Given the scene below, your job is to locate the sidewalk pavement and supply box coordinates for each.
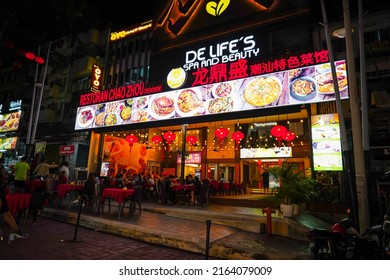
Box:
[7,201,332,260]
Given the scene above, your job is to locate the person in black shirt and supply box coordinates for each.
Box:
[262,169,270,194]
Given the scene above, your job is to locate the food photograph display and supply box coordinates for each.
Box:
[75,60,348,130]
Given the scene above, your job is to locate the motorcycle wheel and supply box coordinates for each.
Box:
[313,245,332,260]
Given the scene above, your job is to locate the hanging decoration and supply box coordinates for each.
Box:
[270,125,288,137]
[152,135,162,149]
[256,159,262,172]
[283,131,296,146]
[270,125,288,146]
[214,127,229,149]
[232,131,244,150]
[125,134,138,152]
[215,127,229,139]
[186,135,197,151]
[163,131,176,151]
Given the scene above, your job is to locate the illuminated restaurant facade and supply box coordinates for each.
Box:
[73,1,351,195]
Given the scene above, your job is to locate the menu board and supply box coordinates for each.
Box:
[311,113,343,171]
[0,137,18,150]
[75,60,348,130]
[0,111,21,132]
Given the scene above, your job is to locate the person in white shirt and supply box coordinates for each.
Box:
[59,161,70,178]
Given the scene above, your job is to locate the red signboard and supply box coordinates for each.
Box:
[59,145,75,155]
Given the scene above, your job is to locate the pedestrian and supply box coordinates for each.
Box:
[262,169,270,194]
[0,187,29,243]
[12,156,30,193]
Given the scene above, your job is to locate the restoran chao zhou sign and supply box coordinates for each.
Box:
[74,57,348,131]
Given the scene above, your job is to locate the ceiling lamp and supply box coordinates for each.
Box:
[232,131,245,150]
[125,134,138,152]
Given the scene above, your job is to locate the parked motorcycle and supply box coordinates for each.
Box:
[306,217,383,260]
[383,207,390,259]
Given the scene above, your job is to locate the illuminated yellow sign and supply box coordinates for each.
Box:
[206,0,230,16]
[110,21,153,42]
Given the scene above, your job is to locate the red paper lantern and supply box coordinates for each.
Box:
[232,131,245,150]
[186,135,197,151]
[25,52,36,60]
[283,131,296,142]
[214,127,229,139]
[163,131,176,151]
[163,131,176,142]
[125,134,138,152]
[232,131,244,141]
[152,135,162,144]
[271,125,288,147]
[186,135,197,145]
[35,56,45,64]
[270,125,288,138]
[126,134,138,144]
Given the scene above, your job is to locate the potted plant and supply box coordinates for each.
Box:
[269,163,317,216]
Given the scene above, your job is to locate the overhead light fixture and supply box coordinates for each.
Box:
[332,27,354,39]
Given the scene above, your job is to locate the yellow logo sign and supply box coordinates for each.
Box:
[206,0,230,16]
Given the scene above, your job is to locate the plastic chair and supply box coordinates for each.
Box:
[120,187,142,216]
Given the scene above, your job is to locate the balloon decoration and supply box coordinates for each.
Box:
[186,135,198,151]
[232,131,245,150]
[125,134,138,152]
[163,131,176,151]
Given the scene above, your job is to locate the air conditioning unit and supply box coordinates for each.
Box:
[74,167,88,182]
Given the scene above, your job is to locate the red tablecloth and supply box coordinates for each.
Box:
[57,184,84,198]
[101,188,134,205]
[171,184,195,192]
[221,182,230,190]
[210,181,220,190]
[6,193,31,217]
[26,180,46,193]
